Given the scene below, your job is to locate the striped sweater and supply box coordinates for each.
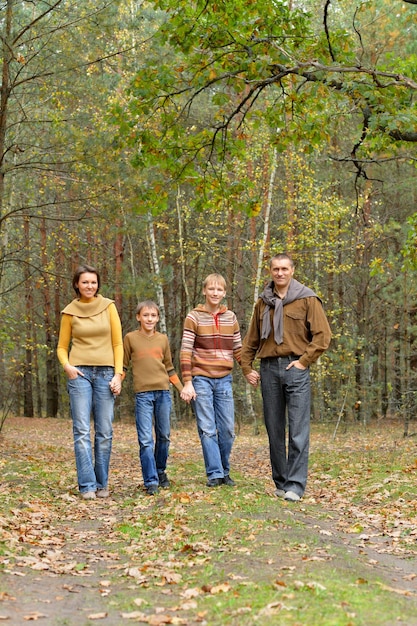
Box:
[180,304,242,382]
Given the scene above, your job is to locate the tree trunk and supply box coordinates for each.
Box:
[23,216,34,417]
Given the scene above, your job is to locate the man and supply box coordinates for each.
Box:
[241,253,331,501]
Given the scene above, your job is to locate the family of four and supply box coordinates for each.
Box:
[57,254,331,502]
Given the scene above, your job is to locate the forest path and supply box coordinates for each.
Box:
[1,417,416,625]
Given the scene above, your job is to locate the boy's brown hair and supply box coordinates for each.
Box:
[136,299,159,315]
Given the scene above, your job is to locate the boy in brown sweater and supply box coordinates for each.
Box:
[123,300,183,495]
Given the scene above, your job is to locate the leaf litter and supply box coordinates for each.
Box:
[1,417,417,624]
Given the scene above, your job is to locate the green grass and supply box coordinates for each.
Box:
[2,422,417,625]
[110,467,417,625]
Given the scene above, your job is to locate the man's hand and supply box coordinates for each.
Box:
[286,360,307,371]
[245,370,260,387]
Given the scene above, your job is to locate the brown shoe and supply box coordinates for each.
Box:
[96,489,109,498]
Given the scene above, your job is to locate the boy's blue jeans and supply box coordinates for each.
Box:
[135,390,171,487]
[67,366,115,494]
[192,374,235,480]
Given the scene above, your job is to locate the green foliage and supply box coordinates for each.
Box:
[401,213,417,270]
[115,0,417,205]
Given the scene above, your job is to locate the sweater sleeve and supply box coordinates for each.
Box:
[241,302,262,374]
[163,335,184,392]
[57,314,72,367]
[122,333,131,371]
[109,303,124,375]
[180,312,197,383]
[232,313,242,365]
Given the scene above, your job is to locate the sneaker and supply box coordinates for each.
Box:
[146,484,159,496]
[284,490,301,502]
[96,489,109,498]
[158,472,170,488]
[206,478,223,487]
[81,491,96,500]
[274,489,286,498]
[222,475,235,487]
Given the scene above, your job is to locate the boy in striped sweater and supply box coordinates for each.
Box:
[180,274,242,487]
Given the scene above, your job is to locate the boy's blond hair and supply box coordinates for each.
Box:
[136,299,159,315]
[203,273,227,290]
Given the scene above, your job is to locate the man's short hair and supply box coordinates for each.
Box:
[270,253,294,268]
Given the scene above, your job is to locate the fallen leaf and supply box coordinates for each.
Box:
[121,611,147,620]
[180,587,200,599]
[209,582,231,594]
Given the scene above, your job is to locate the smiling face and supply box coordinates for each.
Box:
[76,272,99,302]
[203,281,226,312]
[270,257,294,296]
[136,306,159,335]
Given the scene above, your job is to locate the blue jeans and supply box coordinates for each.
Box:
[135,390,171,487]
[260,357,311,497]
[67,366,115,494]
[192,375,235,480]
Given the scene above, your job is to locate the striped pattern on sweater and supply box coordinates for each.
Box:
[180,305,242,382]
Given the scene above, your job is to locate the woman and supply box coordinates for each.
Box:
[57,265,123,500]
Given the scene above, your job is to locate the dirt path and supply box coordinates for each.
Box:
[2,502,417,625]
[1,418,417,625]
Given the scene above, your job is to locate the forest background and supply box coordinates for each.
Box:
[1,0,417,432]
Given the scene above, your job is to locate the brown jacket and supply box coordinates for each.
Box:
[241,296,331,373]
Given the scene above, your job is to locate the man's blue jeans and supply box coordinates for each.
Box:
[135,390,171,487]
[260,357,311,497]
[192,375,235,480]
[67,366,115,494]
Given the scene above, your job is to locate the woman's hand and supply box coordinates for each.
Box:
[63,364,84,380]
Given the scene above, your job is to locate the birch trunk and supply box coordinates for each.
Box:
[146,211,179,425]
[246,146,278,434]
[147,212,167,333]
[176,187,190,312]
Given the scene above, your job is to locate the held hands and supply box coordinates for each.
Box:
[245,370,260,387]
[109,373,122,396]
[181,381,197,404]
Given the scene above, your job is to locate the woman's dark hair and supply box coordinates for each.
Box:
[72,265,100,297]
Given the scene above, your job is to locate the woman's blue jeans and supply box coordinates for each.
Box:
[260,357,311,497]
[192,375,235,480]
[135,390,171,487]
[67,366,115,494]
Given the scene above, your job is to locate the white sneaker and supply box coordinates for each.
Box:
[284,490,301,502]
[96,489,109,498]
[274,489,286,498]
[81,491,96,500]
